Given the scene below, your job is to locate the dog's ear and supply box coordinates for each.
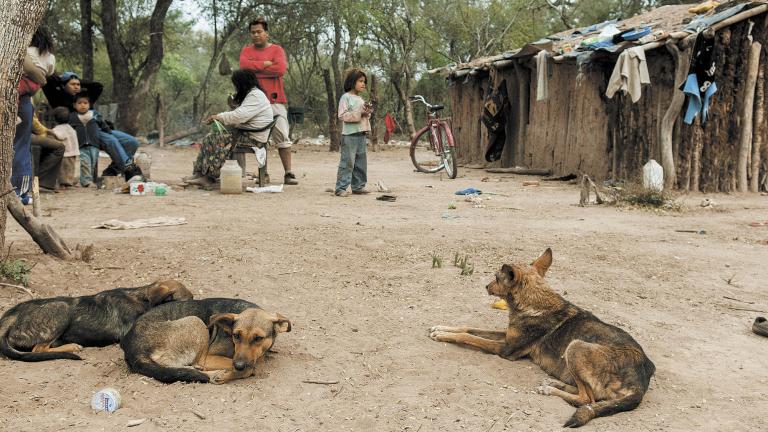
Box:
[270,313,292,333]
[209,313,237,334]
[147,280,190,306]
[531,248,553,277]
[501,264,515,281]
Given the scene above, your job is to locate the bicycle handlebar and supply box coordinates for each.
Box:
[409,95,431,108]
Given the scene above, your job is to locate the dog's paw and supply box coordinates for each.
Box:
[205,370,228,385]
[539,378,566,390]
[71,344,84,353]
[536,385,553,396]
[563,406,594,428]
[429,331,454,342]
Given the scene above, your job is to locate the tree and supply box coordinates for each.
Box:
[0,0,49,249]
[100,0,174,135]
[80,0,95,81]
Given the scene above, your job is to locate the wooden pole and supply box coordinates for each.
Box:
[31,177,41,218]
[751,59,764,193]
[738,41,761,192]
[323,69,340,152]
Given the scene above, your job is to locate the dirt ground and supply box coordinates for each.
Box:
[0,144,767,432]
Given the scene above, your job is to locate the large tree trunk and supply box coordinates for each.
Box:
[101,0,173,135]
[660,38,693,190]
[323,69,340,152]
[331,9,343,105]
[80,0,94,82]
[0,0,48,251]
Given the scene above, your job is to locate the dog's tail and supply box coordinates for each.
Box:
[563,392,645,428]
[0,321,81,362]
[127,356,210,384]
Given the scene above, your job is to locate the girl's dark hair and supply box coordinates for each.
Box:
[30,27,54,55]
[231,70,264,105]
[343,68,367,92]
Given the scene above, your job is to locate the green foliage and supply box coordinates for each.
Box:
[0,258,32,287]
[431,253,442,269]
[453,253,474,276]
[612,183,683,211]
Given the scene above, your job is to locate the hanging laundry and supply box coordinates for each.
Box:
[383,112,397,144]
[606,47,650,103]
[681,33,717,124]
[536,51,552,101]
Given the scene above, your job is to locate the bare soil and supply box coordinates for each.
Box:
[0,145,766,431]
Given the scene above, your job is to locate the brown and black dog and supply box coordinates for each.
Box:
[121,298,291,384]
[429,249,655,428]
[0,280,192,362]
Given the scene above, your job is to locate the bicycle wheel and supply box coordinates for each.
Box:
[439,126,458,179]
[410,126,444,173]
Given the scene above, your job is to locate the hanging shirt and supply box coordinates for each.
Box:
[681,33,717,124]
[606,47,650,103]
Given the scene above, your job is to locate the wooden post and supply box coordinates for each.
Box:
[370,75,379,152]
[751,57,764,192]
[660,37,693,190]
[691,117,703,192]
[738,41,761,192]
[155,92,166,147]
[31,177,41,218]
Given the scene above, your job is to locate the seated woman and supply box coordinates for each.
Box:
[42,71,142,181]
[185,70,274,187]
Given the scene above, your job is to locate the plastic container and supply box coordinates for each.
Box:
[129,182,147,196]
[91,388,121,412]
[220,160,243,194]
[134,151,151,180]
[643,159,664,191]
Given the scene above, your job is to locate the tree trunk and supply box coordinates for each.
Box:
[751,59,764,192]
[393,75,416,137]
[155,93,166,147]
[660,38,693,190]
[0,0,48,251]
[738,41,761,192]
[80,0,94,82]
[323,69,340,152]
[370,75,379,152]
[193,23,239,121]
[331,9,343,105]
[101,0,173,135]
[7,196,74,260]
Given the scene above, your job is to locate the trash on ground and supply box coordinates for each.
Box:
[749,220,768,227]
[246,184,284,193]
[91,387,121,412]
[674,229,706,234]
[441,212,460,219]
[127,419,148,427]
[522,181,540,186]
[465,195,485,208]
[376,180,391,193]
[700,198,715,207]
[455,187,482,195]
[93,217,187,230]
[376,194,397,202]
[128,181,168,196]
[491,298,509,310]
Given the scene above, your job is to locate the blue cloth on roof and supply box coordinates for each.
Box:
[682,73,717,125]
[684,3,751,32]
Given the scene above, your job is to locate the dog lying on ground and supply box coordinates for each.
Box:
[0,280,193,362]
[121,298,291,384]
[429,249,655,428]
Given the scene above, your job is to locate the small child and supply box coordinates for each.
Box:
[69,93,110,187]
[335,68,372,197]
[51,107,80,187]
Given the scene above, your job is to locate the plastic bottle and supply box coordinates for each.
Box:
[134,151,151,180]
[643,159,664,191]
[220,160,242,194]
[91,388,121,412]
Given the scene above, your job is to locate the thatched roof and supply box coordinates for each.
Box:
[432,1,768,78]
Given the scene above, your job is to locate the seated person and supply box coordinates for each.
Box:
[185,70,273,187]
[50,107,80,187]
[68,93,108,187]
[30,111,64,193]
[43,71,142,181]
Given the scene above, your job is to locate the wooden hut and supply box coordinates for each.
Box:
[435,2,768,192]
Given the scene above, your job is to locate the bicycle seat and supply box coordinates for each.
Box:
[428,105,445,112]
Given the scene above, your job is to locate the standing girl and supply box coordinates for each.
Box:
[335,68,372,197]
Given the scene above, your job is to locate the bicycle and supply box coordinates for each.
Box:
[408,95,458,179]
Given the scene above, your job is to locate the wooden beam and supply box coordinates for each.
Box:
[738,41,761,192]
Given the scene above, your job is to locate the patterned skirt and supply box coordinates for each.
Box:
[192,131,254,179]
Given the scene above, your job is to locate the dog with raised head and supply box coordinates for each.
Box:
[429,249,655,427]
[121,298,291,384]
[0,280,193,362]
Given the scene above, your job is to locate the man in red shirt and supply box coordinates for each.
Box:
[239,17,298,185]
